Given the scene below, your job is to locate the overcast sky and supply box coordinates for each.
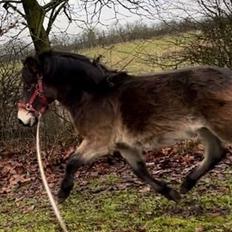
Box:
[49,0,198,34]
[0,0,199,45]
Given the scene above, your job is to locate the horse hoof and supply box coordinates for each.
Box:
[57,189,70,204]
[168,189,181,203]
[161,186,181,202]
[180,177,197,194]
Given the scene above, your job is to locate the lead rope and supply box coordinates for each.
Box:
[36,114,68,232]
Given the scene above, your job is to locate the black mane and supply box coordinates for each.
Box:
[37,51,127,92]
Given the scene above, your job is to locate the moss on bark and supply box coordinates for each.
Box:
[22,0,50,54]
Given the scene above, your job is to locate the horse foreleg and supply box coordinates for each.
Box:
[58,140,106,203]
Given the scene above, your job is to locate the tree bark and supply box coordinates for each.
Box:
[22,0,50,54]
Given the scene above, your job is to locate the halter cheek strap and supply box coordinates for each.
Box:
[18,76,48,115]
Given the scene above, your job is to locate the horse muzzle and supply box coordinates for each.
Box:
[17,107,38,127]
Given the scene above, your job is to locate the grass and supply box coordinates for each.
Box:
[79,34,190,74]
[1,172,232,232]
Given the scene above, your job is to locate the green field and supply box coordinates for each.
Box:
[1,172,232,232]
[80,34,188,74]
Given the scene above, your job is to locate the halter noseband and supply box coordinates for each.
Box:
[18,75,48,115]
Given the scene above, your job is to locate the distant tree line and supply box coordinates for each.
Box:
[52,19,198,51]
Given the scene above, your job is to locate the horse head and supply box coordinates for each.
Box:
[17,56,56,126]
[17,51,117,127]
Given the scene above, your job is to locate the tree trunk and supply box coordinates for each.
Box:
[22,0,50,54]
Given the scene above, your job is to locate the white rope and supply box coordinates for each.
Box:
[36,114,68,232]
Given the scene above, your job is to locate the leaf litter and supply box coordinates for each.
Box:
[0,140,232,220]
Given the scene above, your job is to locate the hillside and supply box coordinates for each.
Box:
[79,34,188,74]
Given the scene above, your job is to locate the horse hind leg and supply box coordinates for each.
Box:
[180,127,227,194]
[116,143,181,202]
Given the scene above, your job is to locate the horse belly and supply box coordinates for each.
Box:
[142,129,197,150]
[119,119,204,151]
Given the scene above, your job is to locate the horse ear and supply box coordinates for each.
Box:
[22,56,40,73]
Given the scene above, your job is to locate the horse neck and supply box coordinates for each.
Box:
[44,60,108,97]
[42,54,129,110]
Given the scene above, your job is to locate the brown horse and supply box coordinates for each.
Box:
[18,51,232,203]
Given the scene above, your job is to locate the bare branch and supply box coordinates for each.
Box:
[2,1,26,18]
[43,0,68,12]
[46,1,67,34]
[63,3,72,22]
[0,0,21,3]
